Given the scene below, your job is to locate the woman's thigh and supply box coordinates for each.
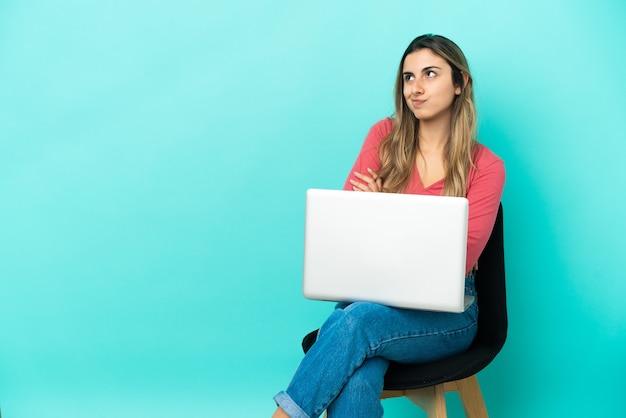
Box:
[326,301,478,364]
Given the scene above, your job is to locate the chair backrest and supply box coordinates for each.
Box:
[473,203,507,351]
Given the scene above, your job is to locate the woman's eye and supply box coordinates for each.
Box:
[426,71,436,78]
[404,74,414,82]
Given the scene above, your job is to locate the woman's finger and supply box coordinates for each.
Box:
[367,168,383,192]
[349,178,368,191]
[355,171,377,186]
[351,170,382,192]
[352,172,376,191]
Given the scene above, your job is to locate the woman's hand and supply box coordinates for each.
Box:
[349,168,383,192]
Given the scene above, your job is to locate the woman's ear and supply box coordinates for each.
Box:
[456,72,470,95]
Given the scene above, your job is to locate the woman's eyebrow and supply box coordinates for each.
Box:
[422,65,442,72]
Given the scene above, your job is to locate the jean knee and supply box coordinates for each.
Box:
[321,303,389,342]
[344,302,390,326]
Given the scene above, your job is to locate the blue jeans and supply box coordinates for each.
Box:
[274,274,478,418]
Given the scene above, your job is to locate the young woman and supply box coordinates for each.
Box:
[272,34,505,418]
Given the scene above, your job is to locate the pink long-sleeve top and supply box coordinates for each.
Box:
[343,118,505,274]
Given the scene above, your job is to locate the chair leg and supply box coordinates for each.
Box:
[404,384,448,418]
[456,375,488,418]
[328,375,486,417]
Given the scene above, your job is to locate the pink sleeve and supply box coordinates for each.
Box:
[343,119,393,190]
[464,147,506,273]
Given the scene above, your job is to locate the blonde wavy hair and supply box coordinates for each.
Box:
[377,34,477,197]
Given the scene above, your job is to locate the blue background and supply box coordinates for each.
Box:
[1,0,625,416]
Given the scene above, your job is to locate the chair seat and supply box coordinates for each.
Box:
[383,342,500,390]
[303,329,504,391]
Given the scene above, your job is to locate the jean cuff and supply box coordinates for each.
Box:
[273,391,310,418]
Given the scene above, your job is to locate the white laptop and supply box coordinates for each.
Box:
[302,189,472,313]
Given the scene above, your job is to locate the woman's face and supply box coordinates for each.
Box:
[402,48,461,123]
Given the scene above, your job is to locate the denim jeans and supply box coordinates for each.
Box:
[274,274,478,418]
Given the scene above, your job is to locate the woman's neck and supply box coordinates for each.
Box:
[417,119,450,154]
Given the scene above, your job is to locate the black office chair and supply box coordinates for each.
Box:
[302,204,506,417]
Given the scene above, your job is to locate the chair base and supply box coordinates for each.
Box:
[380,375,488,418]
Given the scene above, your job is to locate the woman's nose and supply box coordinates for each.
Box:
[411,81,423,95]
